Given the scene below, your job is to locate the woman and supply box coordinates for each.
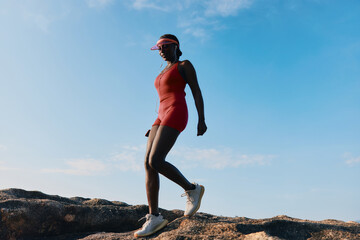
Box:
[134,34,207,238]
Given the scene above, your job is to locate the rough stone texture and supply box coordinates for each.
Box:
[1,189,359,240]
[0,188,181,240]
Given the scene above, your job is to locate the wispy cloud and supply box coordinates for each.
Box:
[130,0,168,11]
[23,12,52,32]
[111,144,275,170]
[111,145,275,170]
[41,144,272,176]
[183,27,209,41]
[0,161,18,171]
[42,158,108,176]
[344,153,360,166]
[6,2,53,33]
[4,2,71,33]
[86,0,114,8]
[128,0,254,14]
[171,146,275,169]
[0,144,7,151]
[204,0,253,17]
[42,145,146,176]
[126,0,255,40]
[178,12,221,41]
[187,0,254,40]
[110,145,146,172]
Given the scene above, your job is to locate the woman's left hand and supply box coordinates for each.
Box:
[197,120,207,136]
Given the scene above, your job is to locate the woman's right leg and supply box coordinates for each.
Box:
[148,125,194,191]
[144,125,160,215]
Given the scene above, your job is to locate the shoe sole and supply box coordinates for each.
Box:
[185,185,205,217]
[134,219,168,238]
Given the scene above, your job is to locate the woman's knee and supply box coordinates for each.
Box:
[148,153,164,171]
[144,153,153,170]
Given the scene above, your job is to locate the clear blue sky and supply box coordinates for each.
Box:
[1,0,359,222]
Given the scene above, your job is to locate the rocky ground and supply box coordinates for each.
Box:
[0,188,359,240]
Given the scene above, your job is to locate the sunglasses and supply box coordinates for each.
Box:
[157,44,173,51]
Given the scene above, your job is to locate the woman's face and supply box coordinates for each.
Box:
[159,43,177,62]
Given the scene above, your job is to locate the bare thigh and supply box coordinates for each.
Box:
[144,125,159,168]
[148,125,180,168]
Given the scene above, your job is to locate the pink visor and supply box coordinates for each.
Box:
[150,38,179,50]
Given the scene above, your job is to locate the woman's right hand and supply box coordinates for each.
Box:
[197,120,207,136]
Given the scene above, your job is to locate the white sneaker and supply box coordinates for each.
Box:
[182,183,205,217]
[134,213,168,238]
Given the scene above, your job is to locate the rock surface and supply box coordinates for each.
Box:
[0,188,359,240]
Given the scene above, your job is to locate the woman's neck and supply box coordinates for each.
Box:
[166,58,178,66]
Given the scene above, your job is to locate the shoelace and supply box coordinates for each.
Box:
[137,214,153,229]
[181,191,194,202]
[138,214,151,222]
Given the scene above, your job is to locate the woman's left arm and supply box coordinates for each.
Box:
[179,60,207,136]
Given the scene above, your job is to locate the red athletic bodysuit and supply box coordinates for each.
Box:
[152,62,188,132]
